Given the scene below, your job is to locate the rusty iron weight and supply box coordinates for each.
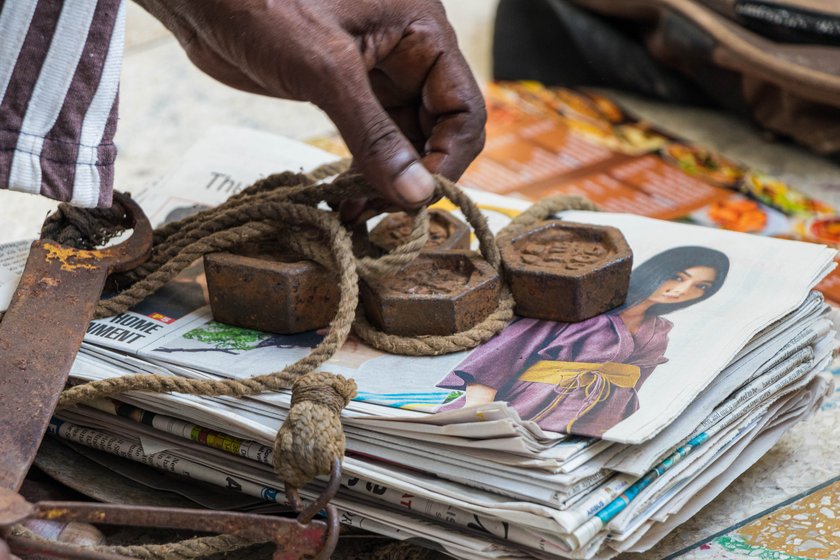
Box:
[360,251,501,336]
[499,220,632,322]
[205,251,340,335]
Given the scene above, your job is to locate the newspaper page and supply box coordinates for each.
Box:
[0,239,35,311]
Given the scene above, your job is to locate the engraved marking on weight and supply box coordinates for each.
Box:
[513,230,613,271]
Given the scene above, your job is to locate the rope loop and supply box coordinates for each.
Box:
[274,373,356,488]
[350,176,514,354]
[356,208,429,280]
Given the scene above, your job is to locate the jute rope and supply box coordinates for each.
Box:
[47,164,518,489]
[498,194,598,238]
[11,525,261,560]
[24,160,598,559]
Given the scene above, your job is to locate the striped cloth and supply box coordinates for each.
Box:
[0,0,126,208]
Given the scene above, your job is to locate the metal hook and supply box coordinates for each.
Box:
[297,459,342,525]
[280,460,343,560]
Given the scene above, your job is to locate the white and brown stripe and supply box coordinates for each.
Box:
[0,0,125,208]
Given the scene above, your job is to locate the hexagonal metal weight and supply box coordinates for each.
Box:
[369,209,470,253]
[499,220,632,322]
[360,251,501,336]
[205,250,339,335]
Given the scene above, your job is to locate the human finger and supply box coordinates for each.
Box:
[313,47,436,211]
[419,47,486,180]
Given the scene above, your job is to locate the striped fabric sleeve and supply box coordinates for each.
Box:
[0,0,126,208]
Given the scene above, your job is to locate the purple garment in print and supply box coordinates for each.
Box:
[436,314,673,437]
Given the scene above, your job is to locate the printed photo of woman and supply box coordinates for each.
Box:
[435,246,730,437]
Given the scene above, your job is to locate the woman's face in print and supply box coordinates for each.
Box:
[648,266,717,305]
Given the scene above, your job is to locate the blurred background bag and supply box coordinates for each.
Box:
[494,0,840,159]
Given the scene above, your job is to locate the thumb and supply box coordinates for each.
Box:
[314,55,436,210]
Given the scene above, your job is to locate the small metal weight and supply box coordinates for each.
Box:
[498,220,632,322]
[360,251,501,336]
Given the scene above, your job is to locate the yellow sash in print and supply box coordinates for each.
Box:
[519,361,641,431]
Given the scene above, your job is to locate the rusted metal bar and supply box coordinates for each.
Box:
[29,502,329,560]
[0,469,343,560]
[0,193,153,492]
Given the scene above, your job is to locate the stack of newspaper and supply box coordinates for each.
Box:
[3,128,836,559]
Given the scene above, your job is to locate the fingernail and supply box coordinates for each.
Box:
[394,162,435,206]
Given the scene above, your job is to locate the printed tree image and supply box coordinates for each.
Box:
[153,322,324,355]
[155,322,267,355]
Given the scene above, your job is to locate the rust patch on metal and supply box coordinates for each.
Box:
[41,507,71,520]
[42,243,103,272]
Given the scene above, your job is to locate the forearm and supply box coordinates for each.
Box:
[132,0,195,46]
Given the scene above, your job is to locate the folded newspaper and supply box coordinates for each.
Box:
[3,127,836,559]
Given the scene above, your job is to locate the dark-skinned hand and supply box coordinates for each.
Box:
[136,0,487,221]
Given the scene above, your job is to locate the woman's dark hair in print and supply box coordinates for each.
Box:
[621,246,730,317]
